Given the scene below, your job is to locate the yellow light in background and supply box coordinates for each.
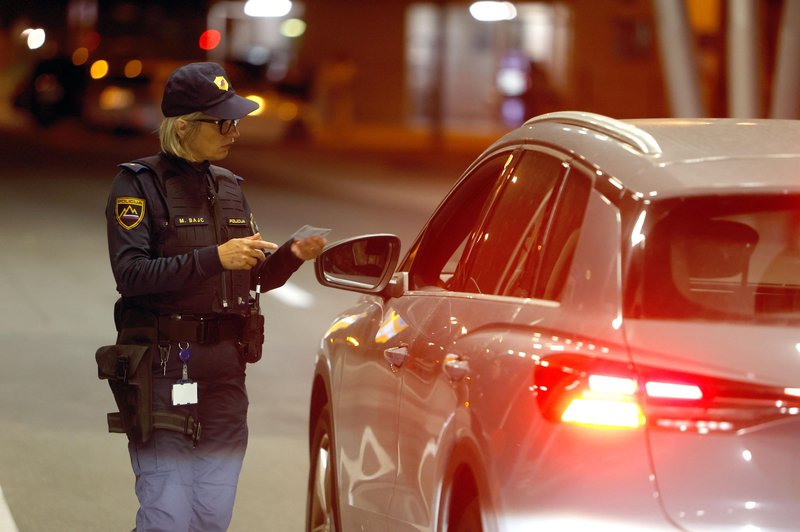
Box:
[72,47,89,66]
[277,101,298,121]
[280,18,306,38]
[90,60,109,80]
[245,95,266,115]
[99,86,134,110]
[124,59,143,78]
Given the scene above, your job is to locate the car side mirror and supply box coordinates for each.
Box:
[314,234,401,294]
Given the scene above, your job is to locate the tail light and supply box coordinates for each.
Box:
[534,354,800,432]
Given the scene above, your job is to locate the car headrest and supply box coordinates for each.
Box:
[673,220,759,279]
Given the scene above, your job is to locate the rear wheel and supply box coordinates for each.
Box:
[306,404,338,532]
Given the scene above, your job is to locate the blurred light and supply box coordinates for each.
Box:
[280,18,306,37]
[22,28,46,50]
[277,101,298,121]
[589,375,637,395]
[99,86,134,110]
[84,31,101,51]
[469,1,517,22]
[244,0,292,17]
[245,46,270,65]
[245,95,266,115]
[90,60,109,80]
[124,59,143,78]
[645,381,703,400]
[72,47,89,66]
[34,74,58,95]
[496,68,526,96]
[199,29,221,51]
[562,397,644,428]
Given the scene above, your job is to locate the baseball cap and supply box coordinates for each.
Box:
[161,62,260,119]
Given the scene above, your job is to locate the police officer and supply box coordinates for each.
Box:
[104,62,326,531]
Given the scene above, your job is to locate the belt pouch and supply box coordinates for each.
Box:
[240,313,265,363]
[95,344,153,443]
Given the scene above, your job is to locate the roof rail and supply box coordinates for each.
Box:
[525,111,662,155]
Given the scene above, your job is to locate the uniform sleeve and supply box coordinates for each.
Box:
[251,239,303,292]
[106,169,224,297]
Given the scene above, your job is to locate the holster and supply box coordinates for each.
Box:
[96,304,200,444]
[238,312,264,363]
[95,343,156,443]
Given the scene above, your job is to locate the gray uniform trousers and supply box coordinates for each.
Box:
[128,339,248,532]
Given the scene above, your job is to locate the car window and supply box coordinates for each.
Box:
[451,150,566,296]
[636,195,800,323]
[532,168,592,300]
[405,152,515,290]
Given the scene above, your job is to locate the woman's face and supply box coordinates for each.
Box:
[178,117,240,162]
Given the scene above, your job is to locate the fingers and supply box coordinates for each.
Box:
[219,235,280,270]
[291,235,327,261]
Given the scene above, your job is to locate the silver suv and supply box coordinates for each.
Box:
[306,112,800,531]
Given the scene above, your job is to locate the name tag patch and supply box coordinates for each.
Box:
[175,216,207,226]
[115,197,146,230]
[227,218,248,226]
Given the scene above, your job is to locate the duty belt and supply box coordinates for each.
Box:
[157,314,245,344]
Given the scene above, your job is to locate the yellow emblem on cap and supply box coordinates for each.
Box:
[213,76,229,91]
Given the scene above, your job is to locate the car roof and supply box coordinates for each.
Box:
[491,112,800,198]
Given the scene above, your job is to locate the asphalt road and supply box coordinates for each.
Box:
[0,122,474,531]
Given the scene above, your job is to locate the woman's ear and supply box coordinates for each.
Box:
[175,118,188,139]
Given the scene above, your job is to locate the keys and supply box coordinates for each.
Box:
[159,344,171,377]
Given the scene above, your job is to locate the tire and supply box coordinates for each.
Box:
[306,403,339,532]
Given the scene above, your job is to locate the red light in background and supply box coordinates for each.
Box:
[199,30,221,51]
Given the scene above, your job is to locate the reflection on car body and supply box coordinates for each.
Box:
[306,111,800,531]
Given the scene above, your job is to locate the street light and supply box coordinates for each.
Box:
[244,0,292,18]
[469,1,517,22]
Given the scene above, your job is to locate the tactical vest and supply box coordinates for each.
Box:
[122,154,254,316]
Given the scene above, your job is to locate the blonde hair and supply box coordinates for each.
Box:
[158,112,207,160]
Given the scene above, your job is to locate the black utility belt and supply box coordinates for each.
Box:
[157,314,245,344]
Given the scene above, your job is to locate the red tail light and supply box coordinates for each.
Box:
[534,354,800,432]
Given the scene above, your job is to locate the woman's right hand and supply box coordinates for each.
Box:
[218,233,278,270]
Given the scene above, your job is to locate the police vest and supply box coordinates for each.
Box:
[123,154,254,316]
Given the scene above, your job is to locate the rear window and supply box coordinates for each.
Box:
[630,195,800,323]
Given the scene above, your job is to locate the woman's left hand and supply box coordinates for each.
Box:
[291,236,327,261]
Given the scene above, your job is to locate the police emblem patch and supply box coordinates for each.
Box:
[115,197,146,230]
[213,76,229,92]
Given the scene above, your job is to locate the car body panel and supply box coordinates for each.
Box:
[310,113,800,531]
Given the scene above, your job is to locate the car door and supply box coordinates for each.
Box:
[386,147,576,529]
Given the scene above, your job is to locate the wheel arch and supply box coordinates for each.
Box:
[438,435,496,532]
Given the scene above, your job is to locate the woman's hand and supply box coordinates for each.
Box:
[291,236,326,261]
[218,233,278,270]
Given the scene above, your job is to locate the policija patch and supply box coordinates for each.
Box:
[115,197,146,230]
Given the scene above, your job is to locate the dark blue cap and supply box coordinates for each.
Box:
[161,62,259,119]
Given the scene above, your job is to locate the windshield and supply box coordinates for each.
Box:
[630,195,800,323]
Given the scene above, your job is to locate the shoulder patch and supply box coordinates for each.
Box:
[118,162,149,174]
[115,197,146,230]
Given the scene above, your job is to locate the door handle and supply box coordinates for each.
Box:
[442,353,470,381]
[384,345,409,369]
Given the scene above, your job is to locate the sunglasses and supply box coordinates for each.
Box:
[189,118,240,135]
